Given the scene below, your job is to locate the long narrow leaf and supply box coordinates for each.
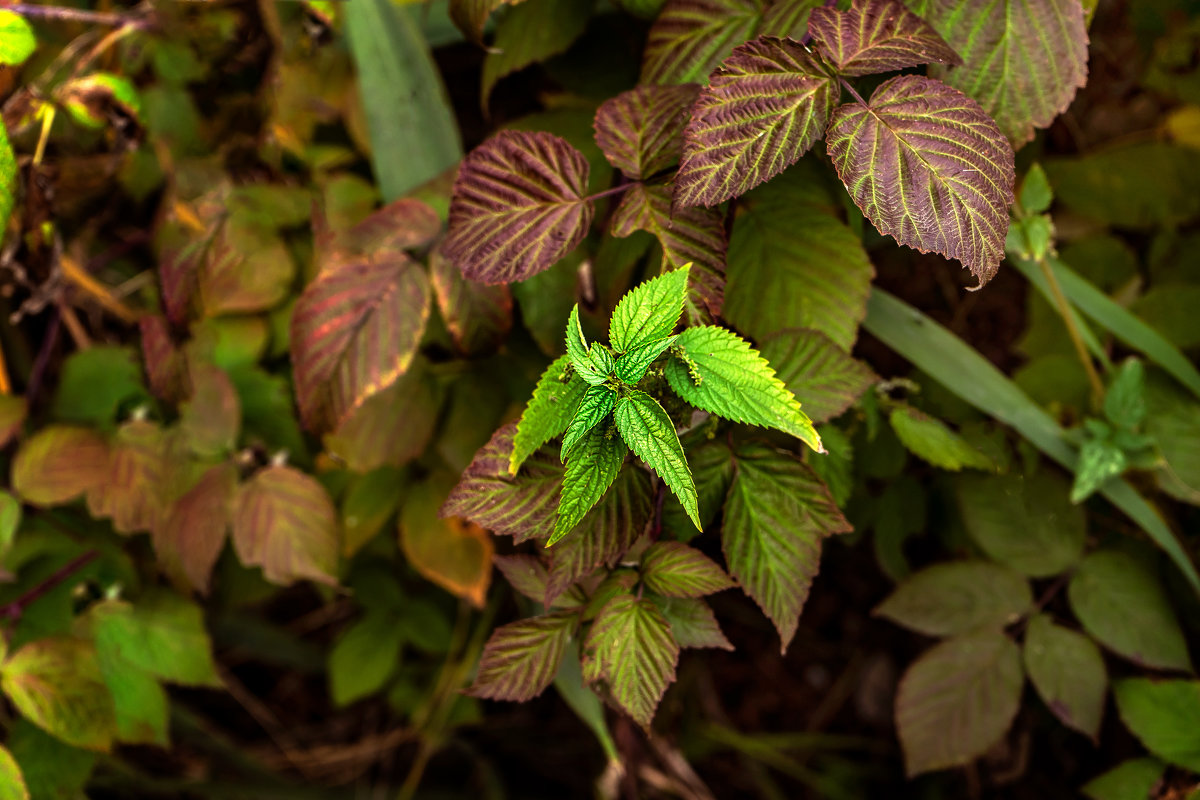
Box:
[1009,256,1111,369]
[863,288,1200,596]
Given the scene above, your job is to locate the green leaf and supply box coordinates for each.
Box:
[469,612,578,702]
[1023,614,1106,740]
[232,465,340,586]
[553,426,627,545]
[661,434,734,538]
[1113,678,1200,772]
[726,164,874,350]
[640,0,764,85]
[0,490,20,560]
[889,406,993,471]
[874,560,1032,637]
[921,0,1088,145]
[1068,550,1192,671]
[0,744,29,800]
[91,654,168,747]
[1082,758,1167,800]
[0,10,35,66]
[664,325,821,451]
[510,355,587,474]
[1019,163,1054,214]
[956,471,1085,577]
[11,426,109,508]
[63,73,142,128]
[329,611,405,706]
[650,596,733,650]
[0,121,13,233]
[179,362,240,457]
[722,442,850,651]
[341,468,403,559]
[0,637,117,752]
[1106,359,1148,430]
[552,643,620,765]
[825,75,1015,284]
[614,335,678,385]
[6,720,95,800]
[895,630,1023,777]
[673,36,836,208]
[560,386,617,461]
[758,329,877,424]
[1144,370,1200,504]
[481,0,593,102]
[1071,436,1127,504]
[613,390,699,529]
[640,542,734,598]
[582,594,679,728]
[50,346,148,428]
[608,266,691,354]
[86,592,221,687]
[344,0,461,200]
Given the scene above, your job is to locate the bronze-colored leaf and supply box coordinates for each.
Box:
[232,465,340,586]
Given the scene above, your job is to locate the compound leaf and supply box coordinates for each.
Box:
[560,386,617,461]
[553,426,627,544]
[640,542,734,597]
[664,325,821,451]
[675,36,837,207]
[444,130,593,284]
[582,594,679,728]
[875,560,1032,637]
[593,84,699,179]
[469,612,579,701]
[825,75,1015,285]
[808,0,960,77]
[511,355,588,474]
[722,442,851,651]
[1023,614,1107,740]
[613,390,699,529]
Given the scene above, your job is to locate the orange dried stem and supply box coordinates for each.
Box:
[60,254,140,324]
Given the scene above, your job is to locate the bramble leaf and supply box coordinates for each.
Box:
[889,406,993,471]
[86,420,166,536]
[758,329,878,423]
[87,592,220,688]
[613,390,699,529]
[560,386,617,460]
[825,75,1015,285]
[640,0,763,85]
[11,426,109,508]
[1068,549,1192,671]
[232,466,340,586]
[480,0,592,104]
[722,442,850,651]
[640,542,734,597]
[614,335,678,385]
[651,596,733,650]
[920,0,1089,145]
[511,355,588,474]
[875,560,1032,637]
[328,611,404,706]
[664,325,821,451]
[0,637,117,752]
[430,250,513,357]
[808,0,960,77]
[593,85,699,179]
[469,612,579,701]
[675,36,836,208]
[179,363,240,457]
[400,480,493,608]
[290,254,430,431]
[153,462,236,595]
[1023,614,1107,740]
[1113,678,1200,772]
[444,131,593,284]
[553,426,627,545]
[608,266,691,354]
[582,594,679,728]
[323,364,439,473]
[896,630,1023,776]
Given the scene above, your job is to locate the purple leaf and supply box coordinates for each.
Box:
[808,0,961,77]
[86,420,166,536]
[154,462,236,596]
[675,36,837,208]
[825,75,1015,285]
[641,0,764,86]
[232,465,340,586]
[593,85,699,180]
[444,131,593,284]
[582,594,679,728]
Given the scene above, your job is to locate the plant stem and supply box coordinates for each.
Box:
[588,183,636,202]
[839,77,867,106]
[1036,254,1105,405]
[0,3,148,28]
[0,550,99,622]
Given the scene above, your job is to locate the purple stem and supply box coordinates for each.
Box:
[0,550,99,622]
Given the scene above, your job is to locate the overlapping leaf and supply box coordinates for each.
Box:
[640,542,733,597]
[614,335,678,385]
[664,325,821,451]
[86,592,220,687]
[641,0,763,85]
[582,594,679,728]
[593,85,699,179]
[510,356,588,474]
[468,612,578,701]
[0,638,116,752]
[11,426,109,507]
[86,420,166,535]
[608,265,690,354]
[722,442,850,651]
[1023,614,1107,740]
[758,329,878,423]
[919,0,1089,145]
[614,390,700,529]
[323,364,439,473]
[232,465,340,586]
[554,428,627,545]
[444,131,593,284]
[808,0,960,77]
[430,250,513,356]
[825,75,1015,284]
[400,480,493,608]
[153,462,236,595]
[560,387,617,460]
[290,254,430,432]
[1113,679,1200,772]
[675,37,837,208]
[652,596,733,650]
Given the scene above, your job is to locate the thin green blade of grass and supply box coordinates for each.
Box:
[1010,255,1111,369]
[863,288,1200,596]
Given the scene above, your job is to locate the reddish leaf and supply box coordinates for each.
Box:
[86,420,166,535]
[808,0,961,77]
[442,423,564,543]
[641,0,764,86]
[610,183,726,319]
[233,465,340,586]
[758,328,878,423]
[494,554,552,605]
[675,36,837,208]
[593,85,699,180]
[323,365,438,473]
[825,75,1015,284]
[430,250,513,356]
[138,315,186,405]
[156,220,215,326]
[468,612,578,701]
[179,363,240,457]
[291,255,430,432]
[318,198,443,273]
[153,462,236,595]
[640,542,734,598]
[444,131,593,284]
[0,394,27,448]
[400,478,493,608]
[11,426,109,507]
[197,221,295,316]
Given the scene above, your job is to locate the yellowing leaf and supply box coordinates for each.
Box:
[401,480,493,608]
[0,638,116,752]
[11,426,109,507]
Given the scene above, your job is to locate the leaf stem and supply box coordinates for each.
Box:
[838,77,867,107]
[0,550,99,623]
[1035,254,1105,405]
[0,2,150,28]
[587,183,636,202]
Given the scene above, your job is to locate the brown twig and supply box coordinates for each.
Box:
[0,550,99,622]
[0,2,151,28]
